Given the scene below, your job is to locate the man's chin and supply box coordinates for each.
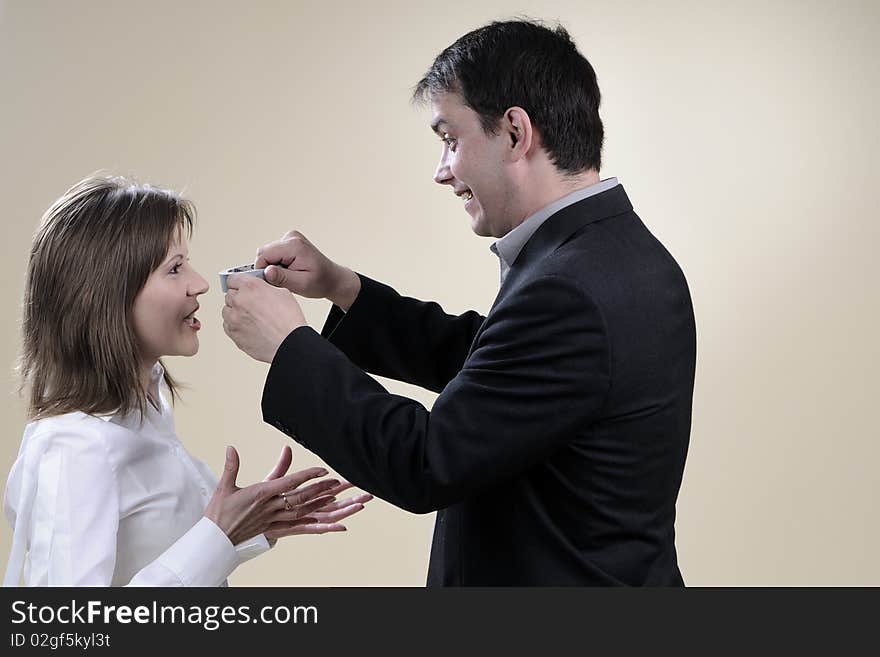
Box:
[469,215,493,238]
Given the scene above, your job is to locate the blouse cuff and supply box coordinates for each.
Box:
[155,517,239,586]
[234,533,271,563]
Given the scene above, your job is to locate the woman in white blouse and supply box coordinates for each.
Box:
[3,175,371,586]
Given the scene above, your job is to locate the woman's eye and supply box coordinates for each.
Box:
[442,134,457,152]
[170,264,181,274]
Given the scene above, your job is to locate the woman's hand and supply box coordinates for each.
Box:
[264,480,374,541]
[261,448,374,542]
[204,446,339,546]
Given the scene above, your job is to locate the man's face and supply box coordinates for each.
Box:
[430,91,515,238]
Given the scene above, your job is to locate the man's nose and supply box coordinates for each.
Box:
[433,154,453,186]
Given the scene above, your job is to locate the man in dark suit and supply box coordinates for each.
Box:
[222,19,696,585]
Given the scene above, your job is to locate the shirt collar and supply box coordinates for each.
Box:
[490,177,619,282]
[96,361,167,423]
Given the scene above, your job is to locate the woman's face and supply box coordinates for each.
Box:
[131,232,209,364]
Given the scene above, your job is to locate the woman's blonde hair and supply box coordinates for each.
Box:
[20,174,195,420]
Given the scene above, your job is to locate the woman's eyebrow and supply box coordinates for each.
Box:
[162,251,187,265]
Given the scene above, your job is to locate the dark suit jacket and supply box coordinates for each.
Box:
[262,184,696,586]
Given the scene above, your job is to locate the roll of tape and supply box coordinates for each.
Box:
[219,263,266,292]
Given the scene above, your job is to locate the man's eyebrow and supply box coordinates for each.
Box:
[430,118,448,134]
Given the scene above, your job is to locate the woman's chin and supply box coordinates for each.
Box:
[181,338,200,357]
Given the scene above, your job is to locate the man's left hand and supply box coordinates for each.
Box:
[222,274,306,363]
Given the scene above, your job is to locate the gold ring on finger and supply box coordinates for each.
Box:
[280,492,292,511]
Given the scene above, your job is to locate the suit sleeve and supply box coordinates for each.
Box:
[320,275,486,393]
[263,274,611,513]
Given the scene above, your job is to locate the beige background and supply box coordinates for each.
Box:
[1,0,877,586]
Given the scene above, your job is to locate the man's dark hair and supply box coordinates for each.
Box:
[413,19,604,173]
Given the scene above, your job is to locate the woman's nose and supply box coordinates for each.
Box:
[190,270,209,295]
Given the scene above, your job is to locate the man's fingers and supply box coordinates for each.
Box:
[255,236,303,270]
[218,445,240,491]
[264,265,292,287]
[265,265,315,295]
[264,445,293,481]
[225,273,262,292]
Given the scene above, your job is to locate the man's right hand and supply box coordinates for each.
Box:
[255,230,361,311]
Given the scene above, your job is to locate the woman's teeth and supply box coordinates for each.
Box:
[463,191,473,201]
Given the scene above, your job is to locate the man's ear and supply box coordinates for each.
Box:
[503,106,534,161]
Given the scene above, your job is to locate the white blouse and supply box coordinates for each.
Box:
[3,364,269,586]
